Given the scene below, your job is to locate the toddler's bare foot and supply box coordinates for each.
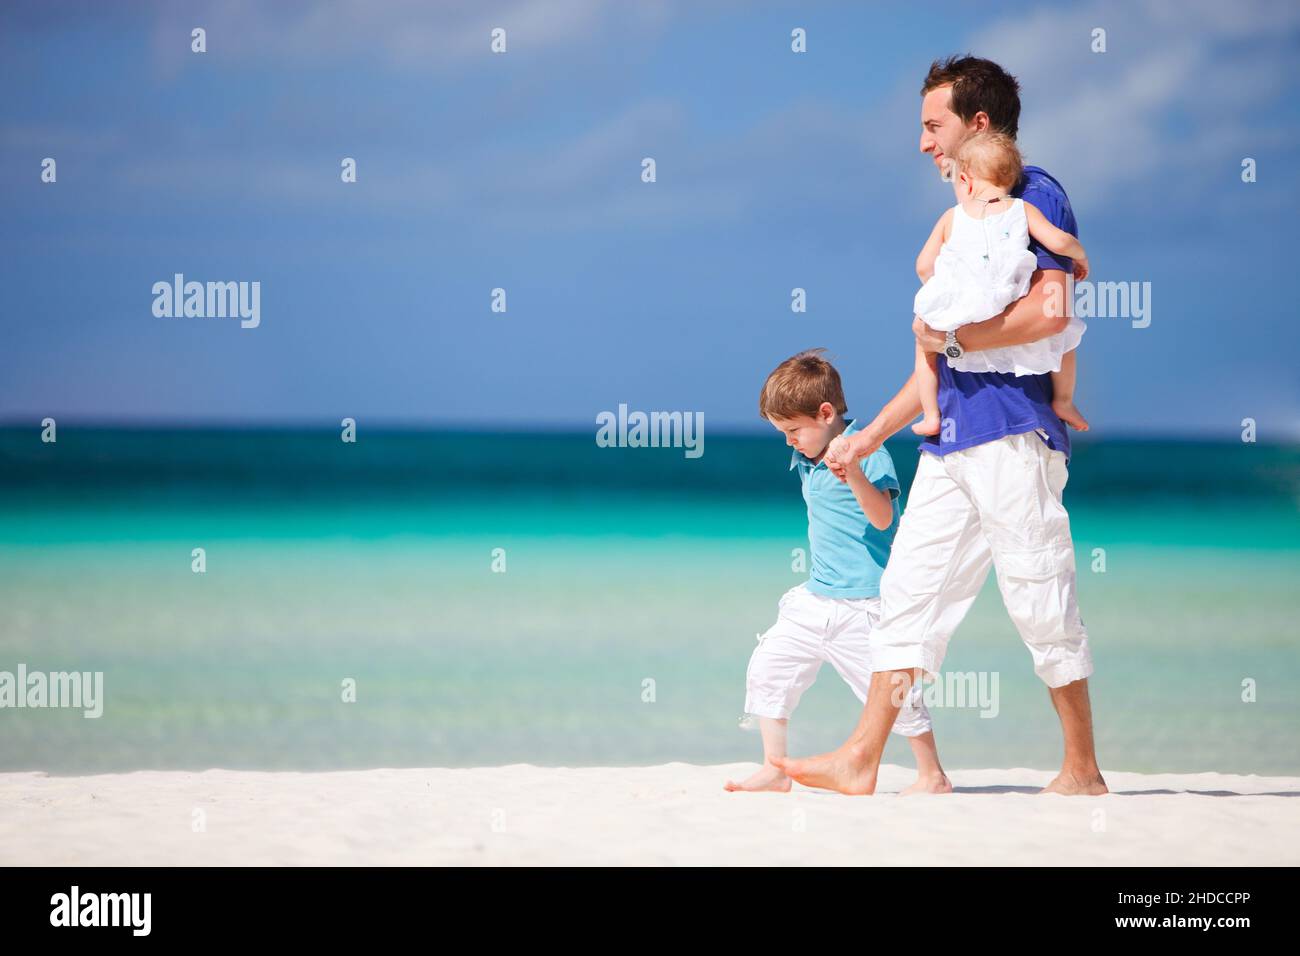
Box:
[899,771,953,796]
[1053,399,1089,431]
[911,414,942,436]
[724,763,792,792]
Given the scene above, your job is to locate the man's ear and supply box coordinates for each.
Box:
[971,111,990,131]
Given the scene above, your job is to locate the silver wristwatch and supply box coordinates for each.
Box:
[944,330,964,360]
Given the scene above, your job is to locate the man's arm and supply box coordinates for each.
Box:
[826,375,921,480]
[912,268,1072,354]
[829,269,1073,481]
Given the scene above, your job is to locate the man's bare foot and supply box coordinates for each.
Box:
[724,763,792,792]
[770,748,878,795]
[911,414,942,436]
[1052,399,1089,431]
[1039,769,1109,795]
[899,771,953,796]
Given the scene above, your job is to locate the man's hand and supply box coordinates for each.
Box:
[1073,256,1089,281]
[825,430,881,482]
[912,315,946,354]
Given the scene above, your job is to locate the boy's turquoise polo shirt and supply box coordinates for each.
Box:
[790,418,901,599]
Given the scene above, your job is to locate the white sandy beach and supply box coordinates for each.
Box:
[1,763,1296,866]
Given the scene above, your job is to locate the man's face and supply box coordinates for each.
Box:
[919,85,982,176]
[768,405,837,461]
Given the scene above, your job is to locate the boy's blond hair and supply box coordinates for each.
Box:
[759,349,848,421]
[955,130,1023,191]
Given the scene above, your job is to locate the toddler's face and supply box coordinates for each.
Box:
[768,406,837,461]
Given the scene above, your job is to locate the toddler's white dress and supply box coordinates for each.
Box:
[913,198,1085,375]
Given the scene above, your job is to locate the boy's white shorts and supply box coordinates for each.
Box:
[744,583,933,737]
[871,431,1094,688]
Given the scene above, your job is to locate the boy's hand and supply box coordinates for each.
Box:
[826,431,880,482]
[1072,256,1089,281]
[825,435,852,476]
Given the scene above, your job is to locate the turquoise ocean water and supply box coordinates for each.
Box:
[1,428,1297,775]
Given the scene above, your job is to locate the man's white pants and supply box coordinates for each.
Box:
[745,584,932,736]
[871,432,1093,688]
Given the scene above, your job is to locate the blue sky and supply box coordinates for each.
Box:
[2,0,1298,438]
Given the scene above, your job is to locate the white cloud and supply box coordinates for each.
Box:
[148,0,675,74]
[967,0,1300,209]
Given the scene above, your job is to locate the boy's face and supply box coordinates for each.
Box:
[768,403,839,461]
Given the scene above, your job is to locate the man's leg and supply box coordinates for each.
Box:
[961,433,1106,795]
[775,452,993,794]
[1043,679,1106,794]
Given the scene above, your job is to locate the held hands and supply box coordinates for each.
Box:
[825,431,877,482]
[1072,256,1089,281]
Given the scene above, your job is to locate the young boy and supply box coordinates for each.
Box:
[724,350,951,795]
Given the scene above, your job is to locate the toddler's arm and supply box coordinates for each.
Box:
[1024,202,1089,280]
[843,459,894,530]
[916,208,954,283]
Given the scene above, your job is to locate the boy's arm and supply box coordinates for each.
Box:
[1023,203,1088,279]
[843,461,895,530]
[915,208,953,283]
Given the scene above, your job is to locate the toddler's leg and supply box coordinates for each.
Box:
[724,717,793,792]
[912,342,943,436]
[1051,350,1090,431]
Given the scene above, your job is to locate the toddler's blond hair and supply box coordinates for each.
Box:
[954,130,1023,191]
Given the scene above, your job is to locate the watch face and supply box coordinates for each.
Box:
[944,345,963,359]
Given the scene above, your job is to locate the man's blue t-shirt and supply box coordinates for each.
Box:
[918,165,1075,461]
[791,418,901,599]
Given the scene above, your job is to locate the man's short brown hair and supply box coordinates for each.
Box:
[759,349,847,421]
[921,55,1021,140]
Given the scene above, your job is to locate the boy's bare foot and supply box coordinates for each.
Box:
[1052,399,1090,431]
[724,763,792,792]
[1039,770,1109,795]
[900,771,953,796]
[771,748,878,795]
[911,414,942,436]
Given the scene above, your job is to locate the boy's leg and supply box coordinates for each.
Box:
[824,597,951,795]
[912,343,943,436]
[724,717,791,792]
[899,732,952,795]
[961,433,1106,794]
[776,452,993,794]
[1051,350,1089,430]
[726,587,825,792]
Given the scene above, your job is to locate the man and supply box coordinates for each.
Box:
[774,56,1107,796]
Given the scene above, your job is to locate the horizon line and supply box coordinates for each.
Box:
[0,417,1294,445]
